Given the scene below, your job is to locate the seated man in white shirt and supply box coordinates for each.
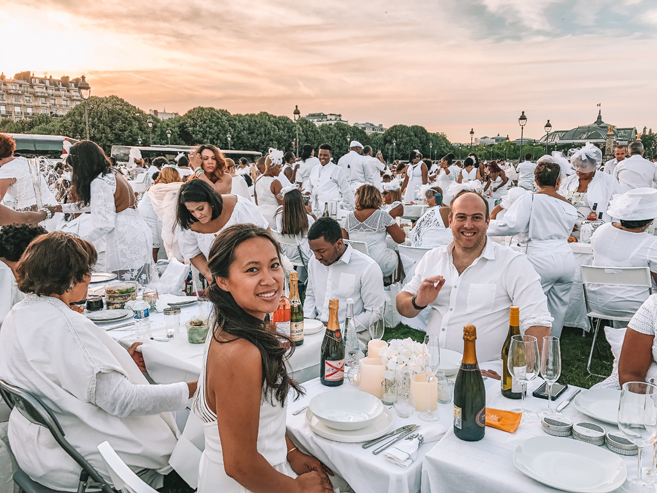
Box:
[304,217,385,344]
[397,190,552,363]
[613,140,657,192]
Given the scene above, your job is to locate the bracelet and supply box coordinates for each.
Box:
[195,168,204,178]
[287,447,298,456]
[38,207,53,220]
[412,295,427,310]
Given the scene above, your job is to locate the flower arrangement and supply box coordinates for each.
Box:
[378,338,427,380]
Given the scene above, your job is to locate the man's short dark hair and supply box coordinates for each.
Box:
[363,145,372,155]
[620,219,653,229]
[524,153,533,161]
[318,143,332,154]
[239,157,248,165]
[535,162,561,187]
[308,217,342,244]
[0,223,48,262]
[615,144,627,150]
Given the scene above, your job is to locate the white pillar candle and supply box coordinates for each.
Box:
[368,339,388,359]
[360,357,385,398]
[411,374,438,412]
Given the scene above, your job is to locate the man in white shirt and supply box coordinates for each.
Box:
[396,190,552,362]
[362,145,385,190]
[305,217,385,343]
[337,141,374,186]
[307,144,355,210]
[517,154,537,190]
[613,140,657,192]
[603,145,627,175]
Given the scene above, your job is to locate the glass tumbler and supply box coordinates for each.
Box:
[163,307,181,338]
[394,368,414,418]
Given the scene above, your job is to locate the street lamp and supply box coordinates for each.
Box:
[227,133,231,150]
[77,75,91,140]
[392,139,396,162]
[293,105,301,158]
[518,111,527,158]
[147,117,153,146]
[166,129,172,145]
[505,135,510,162]
[137,137,142,146]
[430,142,433,160]
[544,119,552,154]
[469,128,474,151]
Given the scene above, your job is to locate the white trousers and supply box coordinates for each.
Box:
[528,251,576,338]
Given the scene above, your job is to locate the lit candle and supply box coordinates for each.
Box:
[368,340,388,359]
[411,374,438,412]
[359,357,385,398]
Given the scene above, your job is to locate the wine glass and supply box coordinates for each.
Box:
[540,336,561,418]
[618,381,657,486]
[368,307,385,340]
[507,335,540,423]
[419,335,441,422]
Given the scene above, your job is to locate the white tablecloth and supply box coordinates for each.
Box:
[564,242,593,331]
[402,204,428,221]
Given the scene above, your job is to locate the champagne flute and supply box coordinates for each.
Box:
[368,307,385,340]
[507,335,539,423]
[540,336,561,418]
[618,381,657,486]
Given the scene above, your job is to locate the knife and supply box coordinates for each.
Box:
[104,322,136,331]
[373,428,419,455]
[362,424,418,449]
[556,389,581,412]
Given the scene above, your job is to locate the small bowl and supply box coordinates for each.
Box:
[309,390,384,431]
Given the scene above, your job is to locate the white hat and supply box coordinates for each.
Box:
[607,188,657,221]
[350,140,364,149]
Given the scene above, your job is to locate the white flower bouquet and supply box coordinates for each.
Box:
[379,338,427,380]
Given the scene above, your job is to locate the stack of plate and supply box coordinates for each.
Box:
[304,319,324,335]
[90,272,117,283]
[439,349,462,377]
[86,309,132,324]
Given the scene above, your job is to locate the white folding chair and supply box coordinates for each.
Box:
[581,265,653,377]
[97,442,157,493]
[344,239,369,256]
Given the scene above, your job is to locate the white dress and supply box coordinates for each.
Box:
[138,193,163,249]
[410,207,453,248]
[177,195,269,261]
[193,335,293,493]
[344,210,399,276]
[79,173,155,283]
[404,163,425,202]
[382,201,402,215]
[435,168,457,195]
[255,175,281,228]
[0,157,55,209]
[460,168,478,182]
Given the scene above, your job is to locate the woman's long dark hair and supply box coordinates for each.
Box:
[280,189,309,236]
[300,144,314,162]
[175,180,224,230]
[207,224,303,405]
[67,141,112,206]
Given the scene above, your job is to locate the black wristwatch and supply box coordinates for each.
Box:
[412,295,427,310]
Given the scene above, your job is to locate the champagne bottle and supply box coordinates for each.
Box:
[501,306,522,399]
[453,325,486,441]
[272,279,290,338]
[322,202,330,217]
[289,272,304,346]
[344,298,359,366]
[320,298,344,387]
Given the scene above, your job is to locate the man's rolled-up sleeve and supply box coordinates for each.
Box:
[504,255,553,332]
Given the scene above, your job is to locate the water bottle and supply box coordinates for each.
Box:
[344,298,359,367]
[133,297,152,340]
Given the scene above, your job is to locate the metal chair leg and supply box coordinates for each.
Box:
[587,318,607,378]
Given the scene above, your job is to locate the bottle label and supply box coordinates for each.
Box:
[324,359,345,381]
[134,308,149,319]
[460,362,479,371]
[454,405,462,429]
[476,407,486,428]
[290,321,304,341]
[276,321,290,337]
[511,376,522,393]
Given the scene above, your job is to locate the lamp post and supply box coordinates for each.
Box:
[166,129,172,145]
[147,117,153,146]
[137,137,142,146]
[77,75,91,140]
[293,105,300,158]
[505,135,510,162]
[518,111,527,160]
[430,141,433,160]
[227,133,231,150]
[392,139,396,162]
[544,119,552,155]
[470,128,474,151]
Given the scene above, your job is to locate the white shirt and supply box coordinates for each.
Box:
[613,154,657,192]
[363,155,385,190]
[337,150,373,185]
[307,161,355,210]
[401,240,552,362]
[603,158,620,175]
[0,262,23,329]
[517,161,537,190]
[296,157,320,192]
[304,245,385,332]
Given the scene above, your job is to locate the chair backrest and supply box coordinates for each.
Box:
[345,239,369,256]
[0,379,117,493]
[398,245,432,283]
[581,265,653,318]
[97,442,157,493]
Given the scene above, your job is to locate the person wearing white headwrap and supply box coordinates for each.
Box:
[402,150,428,202]
[254,149,286,228]
[587,188,657,320]
[613,140,657,192]
[381,180,404,219]
[488,161,577,337]
[559,142,621,236]
[337,140,374,188]
[410,185,453,248]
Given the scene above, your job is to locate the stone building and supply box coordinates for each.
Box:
[354,122,386,135]
[304,112,349,126]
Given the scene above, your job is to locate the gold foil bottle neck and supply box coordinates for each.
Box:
[463,324,477,341]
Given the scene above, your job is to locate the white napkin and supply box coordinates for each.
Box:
[383,424,447,468]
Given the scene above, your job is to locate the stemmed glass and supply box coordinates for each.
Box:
[618,381,657,486]
[540,336,561,418]
[508,335,540,423]
[369,306,385,340]
[419,335,441,422]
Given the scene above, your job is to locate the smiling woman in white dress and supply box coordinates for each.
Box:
[176,180,269,285]
[402,150,428,202]
[193,224,333,493]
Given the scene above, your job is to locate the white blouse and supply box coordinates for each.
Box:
[344,209,398,277]
[0,157,56,209]
[410,207,453,248]
[627,295,657,384]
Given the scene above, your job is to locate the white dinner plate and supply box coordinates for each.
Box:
[574,388,621,425]
[86,309,131,322]
[440,349,462,377]
[306,406,394,443]
[304,319,324,335]
[90,272,117,283]
[513,436,626,493]
[98,313,134,326]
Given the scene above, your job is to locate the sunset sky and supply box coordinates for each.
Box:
[3,0,657,142]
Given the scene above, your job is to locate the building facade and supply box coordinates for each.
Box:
[304,112,349,126]
[0,72,87,122]
[149,109,179,120]
[354,122,386,135]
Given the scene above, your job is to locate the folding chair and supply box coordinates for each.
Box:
[344,239,369,256]
[0,380,117,493]
[97,442,157,493]
[581,266,653,377]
